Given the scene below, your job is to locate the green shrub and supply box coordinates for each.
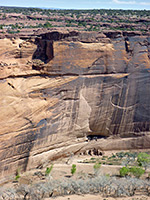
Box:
[120,167,129,177]
[15,174,20,181]
[94,163,101,169]
[137,152,150,169]
[45,164,53,176]
[90,157,96,160]
[93,163,101,175]
[105,173,110,178]
[120,166,145,178]
[43,21,53,28]
[71,164,76,176]
[129,166,145,178]
[112,154,116,158]
[15,169,20,181]
[116,152,126,159]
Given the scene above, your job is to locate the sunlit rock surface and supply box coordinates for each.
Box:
[0,31,150,179]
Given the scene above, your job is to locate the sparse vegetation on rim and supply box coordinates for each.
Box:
[0,6,149,36]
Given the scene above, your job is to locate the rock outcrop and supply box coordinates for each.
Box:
[0,31,150,180]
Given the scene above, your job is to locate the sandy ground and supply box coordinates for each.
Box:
[47,194,150,200]
[2,153,150,200]
[32,155,150,200]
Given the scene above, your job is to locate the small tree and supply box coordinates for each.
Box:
[120,166,145,178]
[129,166,145,178]
[15,169,21,181]
[137,152,150,170]
[45,164,53,176]
[71,164,76,176]
[120,166,129,177]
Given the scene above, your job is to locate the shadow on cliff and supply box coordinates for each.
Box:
[15,130,38,172]
[15,118,48,172]
[32,31,80,68]
[32,37,54,67]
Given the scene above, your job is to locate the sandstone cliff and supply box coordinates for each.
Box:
[0,31,150,180]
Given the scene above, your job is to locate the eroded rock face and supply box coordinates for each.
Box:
[0,31,150,179]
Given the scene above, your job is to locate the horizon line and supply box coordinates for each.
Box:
[0,5,150,11]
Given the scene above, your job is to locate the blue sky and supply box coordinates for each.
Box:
[0,0,150,10]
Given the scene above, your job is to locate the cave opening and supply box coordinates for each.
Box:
[87,135,107,141]
[32,38,54,64]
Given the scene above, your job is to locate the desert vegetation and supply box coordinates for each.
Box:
[45,164,53,176]
[79,151,150,167]
[1,151,150,199]
[1,175,150,199]
[71,164,77,176]
[0,6,149,37]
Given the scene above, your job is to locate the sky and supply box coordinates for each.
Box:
[0,0,150,10]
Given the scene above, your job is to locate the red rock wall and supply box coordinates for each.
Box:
[0,31,150,180]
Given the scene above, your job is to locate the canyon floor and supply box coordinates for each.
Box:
[1,151,150,200]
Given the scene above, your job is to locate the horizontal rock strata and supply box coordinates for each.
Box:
[0,31,150,179]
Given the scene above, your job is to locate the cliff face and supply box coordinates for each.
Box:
[0,31,150,179]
